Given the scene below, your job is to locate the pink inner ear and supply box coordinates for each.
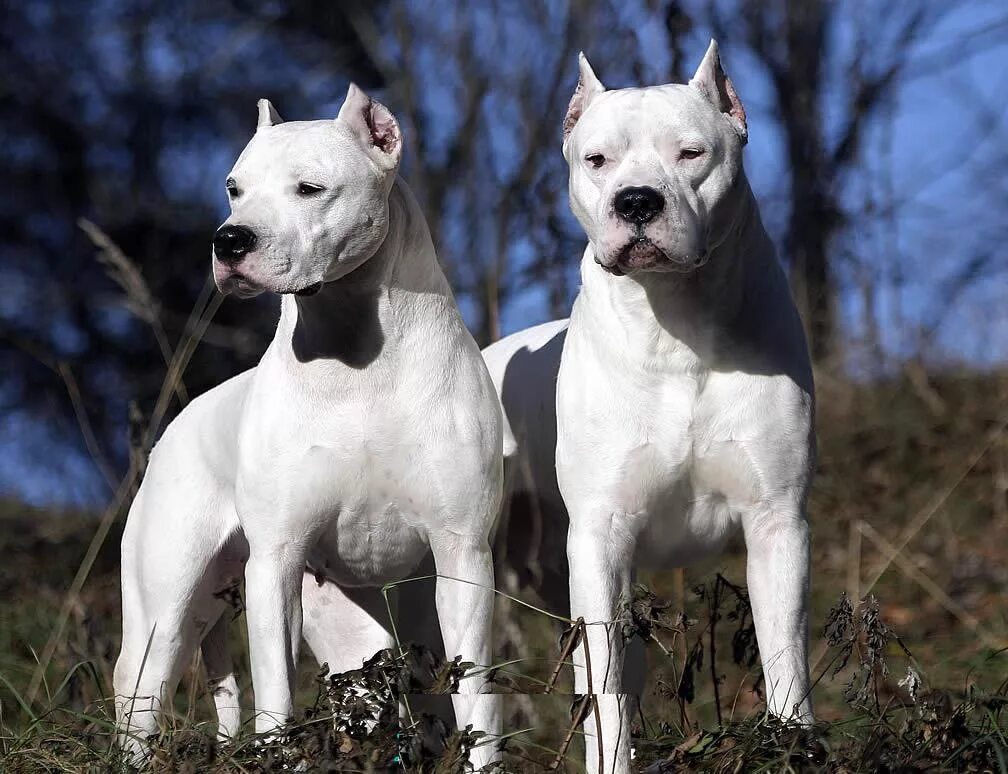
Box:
[723,75,746,129]
[365,102,399,155]
[563,81,590,141]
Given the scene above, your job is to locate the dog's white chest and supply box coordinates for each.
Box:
[236,396,436,585]
[626,428,752,567]
[560,345,791,567]
[315,421,446,581]
[616,379,753,566]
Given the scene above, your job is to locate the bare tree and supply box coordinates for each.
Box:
[710,0,946,363]
[348,0,694,344]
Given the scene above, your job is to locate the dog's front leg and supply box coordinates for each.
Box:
[429,531,501,767]
[244,540,306,733]
[567,513,635,774]
[743,503,813,722]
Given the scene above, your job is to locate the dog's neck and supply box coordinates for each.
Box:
[580,175,808,381]
[275,177,450,368]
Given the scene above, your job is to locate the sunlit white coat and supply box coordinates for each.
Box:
[483,41,815,774]
[114,85,502,768]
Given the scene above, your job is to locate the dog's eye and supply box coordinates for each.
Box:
[585,153,606,169]
[297,182,326,196]
[225,178,239,197]
[680,148,705,160]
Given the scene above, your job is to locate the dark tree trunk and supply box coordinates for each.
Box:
[767,0,838,362]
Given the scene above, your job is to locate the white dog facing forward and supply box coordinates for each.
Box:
[483,41,815,773]
[113,85,502,766]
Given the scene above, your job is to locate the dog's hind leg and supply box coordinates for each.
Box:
[301,575,395,674]
[114,591,204,759]
[115,482,194,758]
[114,487,242,760]
[115,369,252,760]
[201,614,241,739]
[115,547,239,759]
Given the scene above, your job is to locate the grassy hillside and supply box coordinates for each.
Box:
[1,365,1006,771]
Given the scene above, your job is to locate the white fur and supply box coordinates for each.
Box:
[114,85,502,769]
[486,41,815,773]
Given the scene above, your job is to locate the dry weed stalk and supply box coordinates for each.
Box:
[26,227,224,706]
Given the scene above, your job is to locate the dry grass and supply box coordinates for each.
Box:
[1,550,1005,772]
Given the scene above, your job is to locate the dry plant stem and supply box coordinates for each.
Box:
[549,694,593,771]
[143,282,221,449]
[378,584,413,725]
[813,415,1007,672]
[657,632,689,729]
[650,630,690,731]
[728,671,752,724]
[25,285,224,707]
[863,415,1007,594]
[382,573,575,625]
[857,520,1005,650]
[78,218,189,407]
[56,362,118,493]
[546,620,584,695]
[581,618,604,774]
[25,469,137,706]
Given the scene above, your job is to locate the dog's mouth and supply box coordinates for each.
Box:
[220,272,325,297]
[621,237,669,271]
[595,237,669,276]
[597,236,707,276]
[293,281,324,297]
[216,271,265,299]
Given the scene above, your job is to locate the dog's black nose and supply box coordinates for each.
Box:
[613,186,665,225]
[213,225,256,264]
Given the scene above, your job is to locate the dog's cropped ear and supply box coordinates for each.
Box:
[563,52,606,151]
[257,98,284,129]
[689,39,747,144]
[337,83,402,172]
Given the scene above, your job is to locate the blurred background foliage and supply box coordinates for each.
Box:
[2,0,1007,504]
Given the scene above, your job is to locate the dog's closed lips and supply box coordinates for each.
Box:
[294,281,323,296]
